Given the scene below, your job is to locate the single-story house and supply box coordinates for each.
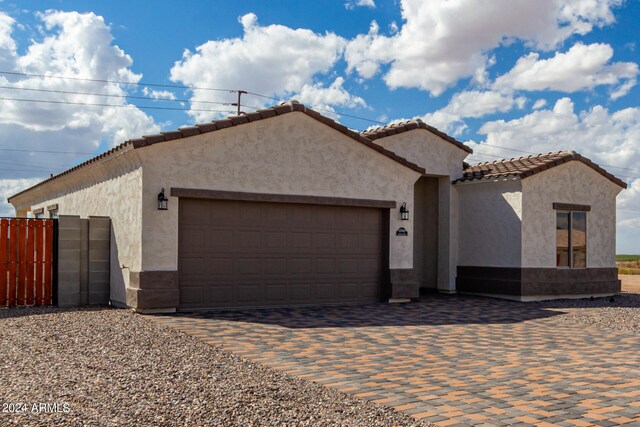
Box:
[8,101,626,312]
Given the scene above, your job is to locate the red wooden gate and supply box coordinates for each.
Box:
[0,218,56,307]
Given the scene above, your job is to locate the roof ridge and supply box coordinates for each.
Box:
[360,119,472,154]
[9,100,426,203]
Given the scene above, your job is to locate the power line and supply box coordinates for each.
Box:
[0,71,386,125]
[478,142,640,174]
[0,71,235,93]
[472,151,638,181]
[0,147,94,155]
[240,103,384,125]
[0,96,235,113]
[0,85,236,106]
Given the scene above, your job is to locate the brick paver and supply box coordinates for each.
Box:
[150,295,640,426]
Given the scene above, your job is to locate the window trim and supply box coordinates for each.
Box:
[32,207,44,218]
[47,203,59,219]
[556,209,588,269]
[553,202,590,212]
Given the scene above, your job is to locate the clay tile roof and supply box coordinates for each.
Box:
[361,119,473,154]
[455,151,627,188]
[9,100,425,203]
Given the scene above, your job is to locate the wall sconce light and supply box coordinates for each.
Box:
[158,188,168,211]
[400,202,409,220]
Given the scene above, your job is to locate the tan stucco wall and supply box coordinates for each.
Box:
[138,112,422,272]
[457,179,523,267]
[9,151,143,304]
[521,161,622,268]
[372,129,469,179]
[372,129,470,291]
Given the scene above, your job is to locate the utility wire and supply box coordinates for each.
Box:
[472,151,638,180]
[0,71,385,124]
[240,103,385,125]
[0,71,236,93]
[0,85,236,106]
[0,147,94,155]
[0,71,636,172]
[478,142,640,174]
[0,96,235,113]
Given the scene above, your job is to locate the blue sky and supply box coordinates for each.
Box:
[0,0,639,252]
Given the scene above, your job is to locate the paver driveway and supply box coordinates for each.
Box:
[150,295,640,426]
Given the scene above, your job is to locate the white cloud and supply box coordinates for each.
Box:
[170,13,348,122]
[345,0,376,9]
[345,0,624,95]
[532,99,548,110]
[466,97,640,252]
[295,77,366,112]
[493,43,638,97]
[422,90,526,135]
[142,87,177,100]
[0,178,40,216]
[0,10,160,216]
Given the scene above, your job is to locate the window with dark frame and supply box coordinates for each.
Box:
[556,210,587,268]
[47,204,58,219]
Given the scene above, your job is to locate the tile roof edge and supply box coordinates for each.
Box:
[457,151,627,189]
[8,142,135,203]
[8,100,425,203]
[361,119,473,154]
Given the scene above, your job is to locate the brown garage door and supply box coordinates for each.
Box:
[178,198,386,309]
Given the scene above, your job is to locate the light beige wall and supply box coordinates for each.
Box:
[521,161,623,268]
[373,129,470,291]
[372,129,469,179]
[138,112,422,272]
[9,151,143,304]
[456,178,523,267]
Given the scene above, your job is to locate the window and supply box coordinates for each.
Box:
[556,210,587,268]
[47,204,58,219]
[32,208,44,219]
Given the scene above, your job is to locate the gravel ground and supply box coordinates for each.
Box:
[0,307,431,427]
[536,291,640,333]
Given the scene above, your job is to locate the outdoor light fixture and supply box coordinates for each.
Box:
[157,188,168,211]
[400,202,409,220]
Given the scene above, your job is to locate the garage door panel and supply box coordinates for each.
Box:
[313,232,336,248]
[234,284,261,303]
[179,199,384,309]
[315,283,337,299]
[290,258,313,274]
[238,203,263,223]
[179,284,204,304]
[210,229,234,247]
[238,230,262,248]
[208,257,234,276]
[290,284,311,300]
[264,258,287,275]
[338,283,361,298]
[179,257,206,278]
[338,233,359,250]
[316,258,336,274]
[291,232,312,248]
[180,227,205,252]
[265,231,287,248]
[207,285,233,305]
[264,284,287,301]
[338,258,359,274]
[234,258,262,275]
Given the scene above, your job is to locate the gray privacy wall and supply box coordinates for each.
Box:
[57,215,110,306]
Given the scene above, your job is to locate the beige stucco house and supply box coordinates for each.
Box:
[8,101,626,311]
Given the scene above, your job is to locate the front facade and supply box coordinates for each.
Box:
[8,101,626,311]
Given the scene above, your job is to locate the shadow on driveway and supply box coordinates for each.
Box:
[162,294,570,328]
